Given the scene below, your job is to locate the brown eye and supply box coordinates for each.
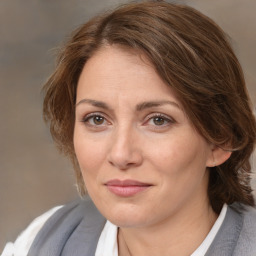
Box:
[145,114,174,129]
[153,117,165,126]
[93,116,105,125]
[82,114,108,126]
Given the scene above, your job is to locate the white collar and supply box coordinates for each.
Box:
[95,204,227,256]
[95,220,118,256]
[191,203,227,256]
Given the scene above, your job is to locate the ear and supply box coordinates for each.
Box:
[206,145,232,167]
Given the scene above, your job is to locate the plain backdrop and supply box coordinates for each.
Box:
[1,0,255,251]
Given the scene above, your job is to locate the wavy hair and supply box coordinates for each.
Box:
[43,1,256,213]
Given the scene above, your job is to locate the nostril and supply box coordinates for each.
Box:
[107,151,143,170]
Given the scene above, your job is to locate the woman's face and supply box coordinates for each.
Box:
[74,45,214,228]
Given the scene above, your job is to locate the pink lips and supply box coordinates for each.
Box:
[105,179,152,197]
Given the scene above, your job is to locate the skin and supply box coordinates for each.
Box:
[74,45,228,255]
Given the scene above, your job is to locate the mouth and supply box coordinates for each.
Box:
[105,179,152,197]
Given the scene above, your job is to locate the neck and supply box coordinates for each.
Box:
[118,199,217,256]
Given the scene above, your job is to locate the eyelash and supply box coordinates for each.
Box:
[80,112,175,129]
[81,112,109,127]
[144,113,175,128]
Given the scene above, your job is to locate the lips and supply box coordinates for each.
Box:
[105,179,152,197]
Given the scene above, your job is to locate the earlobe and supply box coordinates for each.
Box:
[207,146,232,167]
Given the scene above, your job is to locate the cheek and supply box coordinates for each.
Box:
[149,137,210,210]
[74,129,105,177]
[74,139,105,198]
[146,131,210,183]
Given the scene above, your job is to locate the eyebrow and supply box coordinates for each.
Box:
[76,99,110,109]
[136,100,180,111]
[76,99,180,111]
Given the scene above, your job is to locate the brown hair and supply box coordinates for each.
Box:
[43,1,256,213]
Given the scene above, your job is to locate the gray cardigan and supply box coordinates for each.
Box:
[28,198,256,256]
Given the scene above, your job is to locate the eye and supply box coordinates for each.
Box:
[145,113,174,128]
[151,116,168,126]
[90,115,105,125]
[82,113,109,126]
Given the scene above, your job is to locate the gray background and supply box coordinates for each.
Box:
[1,0,255,251]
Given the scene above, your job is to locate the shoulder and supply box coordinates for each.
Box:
[28,197,106,256]
[240,204,256,230]
[2,197,106,256]
[233,204,256,256]
[229,203,256,236]
[1,205,62,256]
[205,203,256,256]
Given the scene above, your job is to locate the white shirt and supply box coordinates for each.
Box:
[95,204,227,256]
[2,204,227,256]
[1,206,62,256]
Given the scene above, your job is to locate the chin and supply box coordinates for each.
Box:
[109,214,149,228]
[101,202,152,228]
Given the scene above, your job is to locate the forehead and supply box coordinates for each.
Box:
[76,45,179,103]
[82,45,154,80]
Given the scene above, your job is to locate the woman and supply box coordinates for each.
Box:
[2,1,256,255]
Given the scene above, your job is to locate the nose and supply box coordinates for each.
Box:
[107,126,143,170]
